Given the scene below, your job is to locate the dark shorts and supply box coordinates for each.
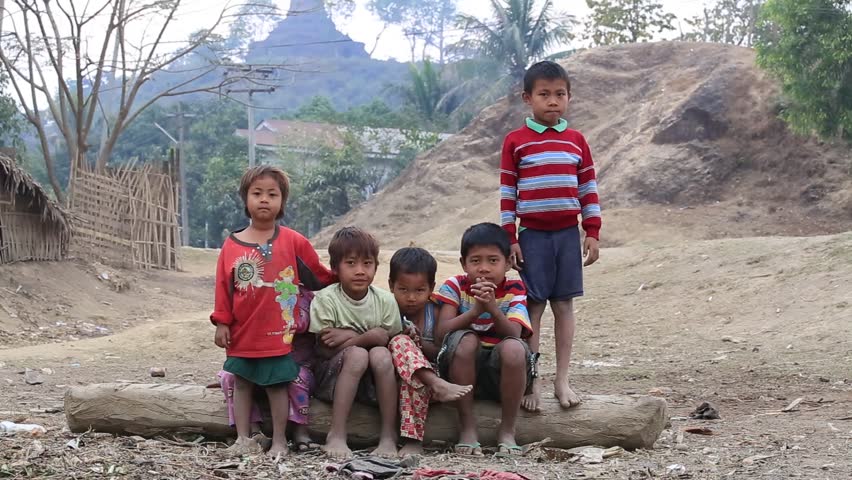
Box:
[436,330,535,401]
[312,346,378,406]
[519,225,584,303]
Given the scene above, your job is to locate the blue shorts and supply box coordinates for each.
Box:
[518,226,584,303]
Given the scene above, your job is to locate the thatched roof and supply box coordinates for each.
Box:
[0,154,70,231]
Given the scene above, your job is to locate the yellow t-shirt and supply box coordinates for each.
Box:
[309,283,402,336]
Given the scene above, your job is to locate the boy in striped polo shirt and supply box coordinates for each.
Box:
[500,61,601,412]
[434,223,534,456]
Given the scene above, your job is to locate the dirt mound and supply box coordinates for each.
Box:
[315,42,852,249]
[0,255,214,347]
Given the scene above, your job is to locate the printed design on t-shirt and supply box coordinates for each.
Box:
[232,251,266,291]
[274,266,299,345]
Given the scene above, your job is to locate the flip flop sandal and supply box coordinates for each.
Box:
[530,352,541,379]
[453,442,484,456]
[496,443,524,457]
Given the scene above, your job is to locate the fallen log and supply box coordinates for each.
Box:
[65,383,667,450]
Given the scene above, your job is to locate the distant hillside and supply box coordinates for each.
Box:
[243,0,408,112]
[138,0,408,114]
[315,42,852,249]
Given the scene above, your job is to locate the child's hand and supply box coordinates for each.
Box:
[583,236,600,266]
[510,243,524,270]
[214,323,230,348]
[369,328,391,347]
[320,328,358,349]
[472,279,498,314]
[403,323,422,347]
[469,282,486,316]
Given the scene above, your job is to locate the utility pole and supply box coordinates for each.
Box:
[223,66,277,167]
[248,91,256,166]
[156,104,195,246]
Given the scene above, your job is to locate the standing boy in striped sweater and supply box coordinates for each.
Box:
[500,61,601,412]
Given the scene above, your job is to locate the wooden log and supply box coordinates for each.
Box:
[65,383,667,450]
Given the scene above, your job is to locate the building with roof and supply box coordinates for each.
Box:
[0,153,70,263]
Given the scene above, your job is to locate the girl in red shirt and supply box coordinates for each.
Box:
[211,166,333,457]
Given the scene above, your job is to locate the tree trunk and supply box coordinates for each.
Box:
[34,125,66,204]
[65,383,668,450]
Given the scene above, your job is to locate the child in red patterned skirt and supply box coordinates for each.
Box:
[387,247,472,457]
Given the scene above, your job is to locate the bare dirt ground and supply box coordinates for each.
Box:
[1,232,849,479]
[315,42,852,250]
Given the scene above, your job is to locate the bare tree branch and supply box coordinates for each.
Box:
[1,0,266,191]
[81,1,120,144]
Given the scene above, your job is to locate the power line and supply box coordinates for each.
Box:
[223,64,279,166]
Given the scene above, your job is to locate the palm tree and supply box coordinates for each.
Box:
[401,60,447,123]
[452,0,576,85]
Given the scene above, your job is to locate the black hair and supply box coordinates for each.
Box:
[239,165,290,219]
[389,247,438,286]
[523,60,571,94]
[328,227,380,270]
[460,223,511,260]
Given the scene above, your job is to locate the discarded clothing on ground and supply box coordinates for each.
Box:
[325,456,404,479]
[413,468,531,480]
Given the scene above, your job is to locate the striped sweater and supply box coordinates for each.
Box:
[500,120,601,243]
[434,275,531,348]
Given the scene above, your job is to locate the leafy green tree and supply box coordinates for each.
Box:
[340,100,409,128]
[292,97,339,123]
[683,0,764,46]
[368,0,457,62]
[0,74,24,151]
[394,60,452,124]
[584,0,676,46]
[452,0,575,85]
[289,152,367,236]
[197,153,247,245]
[183,102,248,246]
[755,0,852,141]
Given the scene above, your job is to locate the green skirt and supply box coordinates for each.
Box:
[223,355,299,386]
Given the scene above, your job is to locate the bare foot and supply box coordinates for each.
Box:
[555,378,581,409]
[496,424,518,448]
[291,423,312,445]
[322,434,352,460]
[372,438,399,458]
[454,425,481,455]
[224,436,262,457]
[522,376,542,412]
[398,439,423,457]
[267,441,289,460]
[250,432,272,452]
[430,378,473,402]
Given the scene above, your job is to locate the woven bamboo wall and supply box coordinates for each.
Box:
[0,192,68,263]
[69,162,182,271]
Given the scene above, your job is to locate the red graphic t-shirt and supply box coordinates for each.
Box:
[210,226,334,358]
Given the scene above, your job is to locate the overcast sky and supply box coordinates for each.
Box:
[0,0,709,107]
[177,0,709,61]
[345,0,708,60]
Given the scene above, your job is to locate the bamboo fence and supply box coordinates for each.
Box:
[69,160,182,271]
